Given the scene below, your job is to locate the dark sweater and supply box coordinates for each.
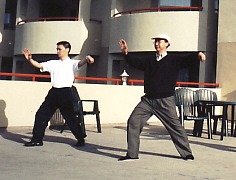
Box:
[125,53,199,98]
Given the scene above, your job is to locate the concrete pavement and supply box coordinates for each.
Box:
[0,121,236,180]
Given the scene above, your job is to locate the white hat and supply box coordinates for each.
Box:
[152,34,170,44]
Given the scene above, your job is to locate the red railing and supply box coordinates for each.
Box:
[0,72,121,85]
[17,17,80,25]
[74,76,121,85]
[129,79,144,86]
[17,17,102,25]
[176,81,220,88]
[129,79,219,88]
[113,6,203,17]
[0,72,220,88]
[0,72,50,81]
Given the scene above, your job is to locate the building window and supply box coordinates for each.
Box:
[39,0,79,18]
[160,0,202,6]
[0,57,13,80]
[214,0,219,13]
[4,0,17,30]
[177,52,200,85]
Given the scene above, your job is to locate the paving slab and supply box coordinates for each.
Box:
[0,121,236,180]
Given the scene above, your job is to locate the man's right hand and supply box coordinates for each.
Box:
[23,48,32,61]
[119,39,128,55]
[22,48,43,69]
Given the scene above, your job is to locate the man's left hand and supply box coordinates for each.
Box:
[198,52,206,62]
[86,55,94,64]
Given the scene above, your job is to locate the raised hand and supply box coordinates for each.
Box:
[86,55,95,64]
[119,39,128,55]
[23,48,32,61]
[198,52,206,62]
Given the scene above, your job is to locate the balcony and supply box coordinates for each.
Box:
[109,6,208,53]
[14,17,101,55]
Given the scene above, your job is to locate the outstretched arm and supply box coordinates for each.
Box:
[118,39,146,70]
[23,48,43,69]
[78,55,94,67]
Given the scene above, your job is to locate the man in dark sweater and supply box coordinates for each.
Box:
[118,34,206,161]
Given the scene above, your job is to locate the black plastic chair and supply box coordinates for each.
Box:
[175,88,212,139]
[60,99,101,133]
[195,89,223,135]
[81,100,101,133]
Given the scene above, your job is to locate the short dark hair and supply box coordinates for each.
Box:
[57,41,71,53]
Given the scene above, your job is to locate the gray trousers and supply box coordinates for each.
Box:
[127,95,192,158]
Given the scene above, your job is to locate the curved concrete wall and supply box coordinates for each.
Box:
[109,12,207,53]
[14,21,101,55]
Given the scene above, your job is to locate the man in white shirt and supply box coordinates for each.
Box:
[23,41,94,147]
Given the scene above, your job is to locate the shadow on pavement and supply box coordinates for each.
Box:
[114,124,236,153]
[0,127,181,160]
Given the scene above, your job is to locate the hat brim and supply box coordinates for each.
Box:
[151,37,169,42]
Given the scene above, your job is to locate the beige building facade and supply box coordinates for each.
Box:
[2,0,235,100]
[217,0,236,101]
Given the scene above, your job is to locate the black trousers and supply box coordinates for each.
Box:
[127,95,193,158]
[32,86,84,141]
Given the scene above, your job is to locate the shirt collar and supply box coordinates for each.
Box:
[156,52,167,61]
[60,57,70,61]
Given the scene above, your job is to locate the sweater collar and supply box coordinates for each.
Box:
[156,52,167,61]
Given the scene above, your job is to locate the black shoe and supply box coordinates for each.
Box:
[76,139,85,147]
[24,140,43,147]
[183,154,194,161]
[118,155,139,161]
